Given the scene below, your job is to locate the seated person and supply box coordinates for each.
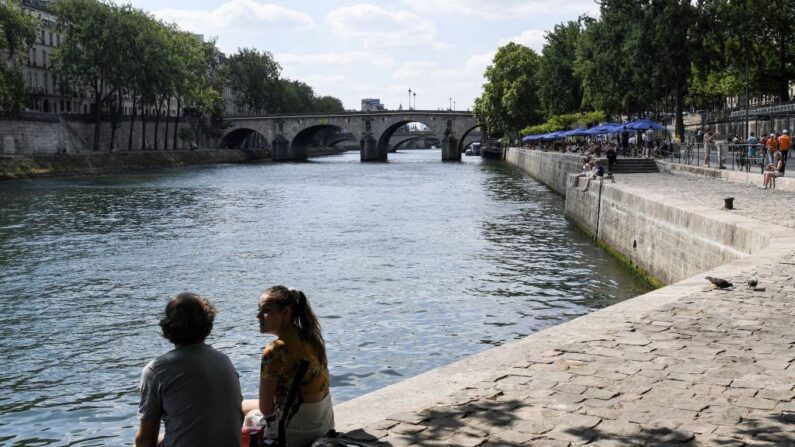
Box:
[242,286,334,447]
[571,158,593,188]
[136,293,243,447]
[759,151,785,190]
[582,160,604,192]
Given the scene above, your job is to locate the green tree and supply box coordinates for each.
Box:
[0,0,39,115]
[225,48,281,114]
[537,19,589,117]
[53,0,129,151]
[313,95,344,113]
[474,42,541,139]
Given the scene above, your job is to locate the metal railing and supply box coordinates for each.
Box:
[653,142,776,174]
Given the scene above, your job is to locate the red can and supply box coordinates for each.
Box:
[241,426,263,447]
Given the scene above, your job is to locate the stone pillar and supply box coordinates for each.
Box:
[441,134,460,161]
[271,135,306,161]
[360,134,385,161]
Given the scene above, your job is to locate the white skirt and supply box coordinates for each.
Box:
[248,394,335,447]
[283,393,335,447]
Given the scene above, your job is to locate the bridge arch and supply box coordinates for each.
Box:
[292,124,343,151]
[457,124,485,153]
[376,120,438,155]
[221,128,269,149]
[392,136,441,150]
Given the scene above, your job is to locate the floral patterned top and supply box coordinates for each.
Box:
[260,330,330,410]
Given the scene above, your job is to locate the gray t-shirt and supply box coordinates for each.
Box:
[138,343,243,447]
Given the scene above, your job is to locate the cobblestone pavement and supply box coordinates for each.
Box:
[617,172,795,230]
[338,174,795,446]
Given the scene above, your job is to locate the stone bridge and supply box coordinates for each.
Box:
[221,111,481,161]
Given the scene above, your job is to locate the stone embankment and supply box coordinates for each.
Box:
[0,149,269,180]
[333,149,795,446]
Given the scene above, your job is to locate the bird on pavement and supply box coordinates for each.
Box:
[706,276,733,289]
[746,275,759,288]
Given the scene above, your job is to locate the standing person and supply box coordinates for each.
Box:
[620,129,629,156]
[136,293,244,447]
[778,129,791,163]
[766,132,778,165]
[243,286,334,447]
[703,131,714,167]
[747,132,759,167]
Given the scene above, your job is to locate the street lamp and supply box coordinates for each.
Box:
[408,89,412,110]
[413,92,416,110]
[449,97,451,111]
[453,100,456,111]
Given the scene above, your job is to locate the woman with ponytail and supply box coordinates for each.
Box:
[242,286,334,446]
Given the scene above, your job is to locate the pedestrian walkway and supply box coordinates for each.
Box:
[336,172,795,446]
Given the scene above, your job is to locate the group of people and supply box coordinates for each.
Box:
[135,287,334,447]
[570,157,605,192]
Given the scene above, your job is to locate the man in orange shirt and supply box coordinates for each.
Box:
[766,132,778,165]
[778,129,791,163]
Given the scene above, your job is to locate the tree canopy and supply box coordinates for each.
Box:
[476,0,795,142]
[474,42,541,138]
[0,0,39,115]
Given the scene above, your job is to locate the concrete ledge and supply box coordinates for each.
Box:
[657,160,795,191]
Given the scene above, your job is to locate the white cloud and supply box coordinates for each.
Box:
[391,61,441,78]
[499,29,546,53]
[401,0,598,20]
[326,4,447,49]
[275,51,394,68]
[153,0,313,35]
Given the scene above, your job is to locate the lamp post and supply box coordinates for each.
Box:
[744,59,749,139]
[413,92,416,110]
[453,100,456,111]
[449,97,451,111]
[408,89,412,110]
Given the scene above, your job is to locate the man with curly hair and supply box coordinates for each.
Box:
[135,292,244,447]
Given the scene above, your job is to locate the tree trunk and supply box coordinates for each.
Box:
[154,102,162,151]
[128,95,137,151]
[141,108,147,150]
[675,80,685,142]
[92,88,103,152]
[163,99,170,151]
[110,90,123,152]
[173,97,181,150]
[779,36,789,102]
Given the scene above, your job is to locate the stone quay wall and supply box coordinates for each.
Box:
[1,115,196,155]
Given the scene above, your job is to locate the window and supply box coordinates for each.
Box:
[42,51,47,68]
[32,48,37,66]
[56,34,60,46]
[49,32,53,46]
[44,73,49,93]
[41,29,45,44]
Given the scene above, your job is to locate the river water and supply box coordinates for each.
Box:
[0,150,651,446]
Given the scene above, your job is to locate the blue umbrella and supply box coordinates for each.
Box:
[624,119,665,131]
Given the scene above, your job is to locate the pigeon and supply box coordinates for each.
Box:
[746,276,759,288]
[706,276,733,289]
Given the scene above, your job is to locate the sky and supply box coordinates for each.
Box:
[125,0,599,111]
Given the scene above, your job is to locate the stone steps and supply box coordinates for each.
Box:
[608,158,659,174]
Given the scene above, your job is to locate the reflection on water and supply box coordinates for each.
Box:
[0,150,651,445]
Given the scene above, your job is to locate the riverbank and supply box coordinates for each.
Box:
[0,146,352,180]
[333,149,795,445]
